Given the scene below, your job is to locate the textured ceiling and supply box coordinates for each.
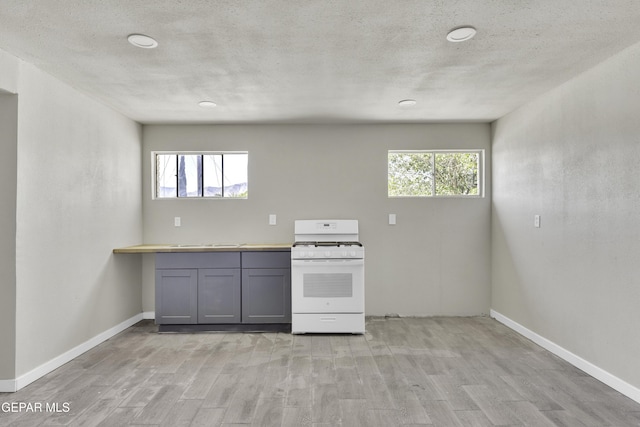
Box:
[1,1,640,124]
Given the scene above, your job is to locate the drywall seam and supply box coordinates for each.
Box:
[491,309,640,404]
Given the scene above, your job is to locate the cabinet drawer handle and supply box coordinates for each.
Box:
[320,317,337,322]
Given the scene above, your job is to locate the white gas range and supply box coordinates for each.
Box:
[291,220,365,334]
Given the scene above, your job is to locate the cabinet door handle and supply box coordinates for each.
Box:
[320,317,337,322]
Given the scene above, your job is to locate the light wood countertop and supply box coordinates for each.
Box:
[113,243,292,254]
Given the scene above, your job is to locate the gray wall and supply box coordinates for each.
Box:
[142,123,491,316]
[12,59,143,377]
[0,48,19,93]
[0,93,18,380]
[492,41,640,389]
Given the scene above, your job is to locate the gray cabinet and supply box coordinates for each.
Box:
[155,252,240,325]
[155,269,198,324]
[242,269,291,323]
[155,250,290,326]
[198,268,241,323]
[241,252,291,323]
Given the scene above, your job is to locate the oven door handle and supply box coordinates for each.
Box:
[291,259,364,266]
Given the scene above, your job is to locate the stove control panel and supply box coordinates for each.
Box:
[292,247,364,260]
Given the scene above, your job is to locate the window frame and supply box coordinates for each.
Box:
[388,149,484,198]
[151,151,248,200]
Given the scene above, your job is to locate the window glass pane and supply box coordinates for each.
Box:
[434,152,479,195]
[223,153,248,198]
[203,154,223,197]
[156,154,177,198]
[178,155,202,197]
[388,152,433,197]
[154,152,248,199]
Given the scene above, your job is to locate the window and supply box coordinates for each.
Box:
[388,150,482,197]
[154,152,248,199]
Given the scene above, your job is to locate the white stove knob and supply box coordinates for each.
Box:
[342,251,348,257]
[325,251,331,257]
[308,252,315,257]
[350,251,357,257]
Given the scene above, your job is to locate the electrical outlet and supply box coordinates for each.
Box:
[269,214,277,225]
[389,214,397,225]
[174,217,181,227]
[534,214,540,228]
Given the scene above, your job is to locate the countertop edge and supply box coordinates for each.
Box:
[113,244,293,254]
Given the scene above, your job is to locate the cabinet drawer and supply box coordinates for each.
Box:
[156,252,241,269]
[242,251,291,269]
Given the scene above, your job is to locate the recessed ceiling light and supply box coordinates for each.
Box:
[198,101,217,108]
[446,26,477,42]
[127,34,158,49]
[398,99,417,107]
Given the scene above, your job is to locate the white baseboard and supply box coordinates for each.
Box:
[0,312,144,393]
[490,309,640,405]
[142,311,155,320]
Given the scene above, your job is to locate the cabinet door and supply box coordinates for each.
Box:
[242,268,291,323]
[155,269,198,324]
[198,269,241,324]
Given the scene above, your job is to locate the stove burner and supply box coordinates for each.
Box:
[292,241,363,247]
[336,241,363,247]
[292,241,316,247]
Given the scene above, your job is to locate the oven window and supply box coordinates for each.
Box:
[303,273,353,298]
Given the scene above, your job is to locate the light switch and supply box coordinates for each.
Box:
[174,217,181,227]
[389,214,397,225]
[534,215,540,228]
[269,214,277,225]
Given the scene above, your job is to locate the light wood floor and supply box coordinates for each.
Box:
[2,317,639,426]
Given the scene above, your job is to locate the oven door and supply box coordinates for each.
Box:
[291,258,364,313]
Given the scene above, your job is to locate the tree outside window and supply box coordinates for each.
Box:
[388,150,481,197]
